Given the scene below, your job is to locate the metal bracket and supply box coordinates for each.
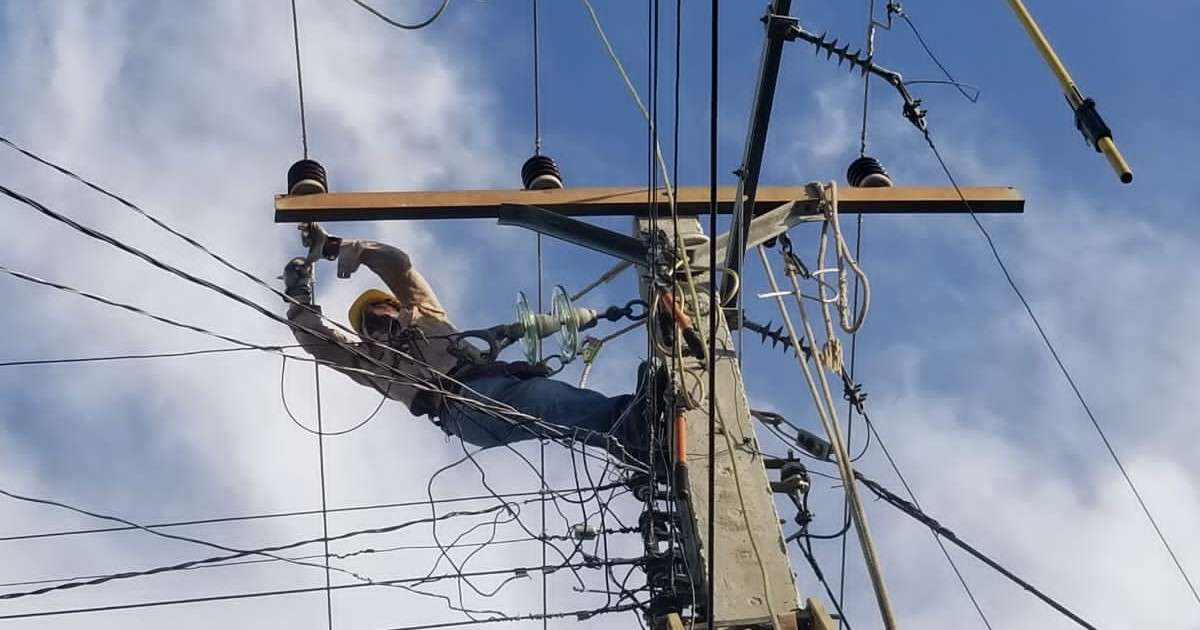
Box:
[497,203,649,266]
[765,13,799,40]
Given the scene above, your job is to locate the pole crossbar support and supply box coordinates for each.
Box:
[496,203,650,265]
[274,185,1022,223]
[721,0,794,305]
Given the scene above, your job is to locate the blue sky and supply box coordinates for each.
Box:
[0,1,1197,628]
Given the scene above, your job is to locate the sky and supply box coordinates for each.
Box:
[0,1,1197,629]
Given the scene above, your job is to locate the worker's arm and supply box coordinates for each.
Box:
[337,240,448,318]
[282,258,376,388]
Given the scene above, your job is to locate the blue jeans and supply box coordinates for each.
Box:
[439,376,643,458]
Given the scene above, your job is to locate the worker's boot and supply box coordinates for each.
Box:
[624,361,670,467]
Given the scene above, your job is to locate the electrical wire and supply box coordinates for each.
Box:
[0,486,514,601]
[758,240,897,628]
[378,602,642,630]
[0,561,640,622]
[0,196,645,601]
[313,358,335,629]
[0,264,441,400]
[0,483,620,542]
[533,15,549,608]
[896,7,980,103]
[0,139,595,456]
[843,2,875,613]
[11,27,676,624]
[0,345,296,367]
[794,536,854,630]
[706,0,719,624]
[290,0,309,157]
[0,265,286,355]
[0,182,647,470]
[531,0,543,155]
[843,379,993,628]
[10,56,654,630]
[345,0,451,30]
[858,0,877,157]
[281,355,388,435]
[856,471,1097,629]
[4,478,591,622]
[920,126,1200,608]
[580,0,674,196]
[0,530,632,590]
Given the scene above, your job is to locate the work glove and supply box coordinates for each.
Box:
[282,257,314,304]
[336,239,367,279]
[299,222,342,263]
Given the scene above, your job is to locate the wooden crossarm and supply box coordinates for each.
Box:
[273,185,1023,223]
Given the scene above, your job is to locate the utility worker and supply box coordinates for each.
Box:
[283,235,647,459]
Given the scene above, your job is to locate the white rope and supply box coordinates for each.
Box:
[821,182,871,334]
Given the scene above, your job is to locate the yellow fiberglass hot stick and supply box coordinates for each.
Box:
[1007,0,1133,184]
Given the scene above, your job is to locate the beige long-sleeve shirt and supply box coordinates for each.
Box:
[287,240,459,409]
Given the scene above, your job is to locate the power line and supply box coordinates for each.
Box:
[0,530,638,590]
[346,0,451,30]
[920,127,1200,608]
[532,2,547,618]
[856,471,1097,629]
[857,0,876,157]
[794,537,853,630]
[280,355,388,435]
[378,603,641,630]
[531,0,543,155]
[0,139,465,406]
[847,388,994,628]
[842,2,875,616]
[895,6,979,104]
[0,561,639,622]
[0,345,296,367]
[314,360,334,629]
[0,183,643,468]
[290,0,309,157]
[0,487,519,602]
[706,0,719,625]
[0,135,302,310]
[0,263,458,400]
[0,265,287,355]
[0,484,623,543]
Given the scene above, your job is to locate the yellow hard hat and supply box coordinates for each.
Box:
[348,289,400,335]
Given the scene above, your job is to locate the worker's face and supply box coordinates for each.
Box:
[362,301,401,342]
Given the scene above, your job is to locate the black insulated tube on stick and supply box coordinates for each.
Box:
[1006,0,1132,184]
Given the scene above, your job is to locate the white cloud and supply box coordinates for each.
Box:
[760,69,1200,628]
[0,2,601,628]
[2,2,1198,629]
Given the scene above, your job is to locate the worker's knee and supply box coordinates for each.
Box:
[439,402,541,449]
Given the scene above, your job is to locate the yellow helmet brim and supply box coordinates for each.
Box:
[347,289,400,335]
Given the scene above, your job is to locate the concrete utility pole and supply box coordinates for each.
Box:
[637,213,800,630]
